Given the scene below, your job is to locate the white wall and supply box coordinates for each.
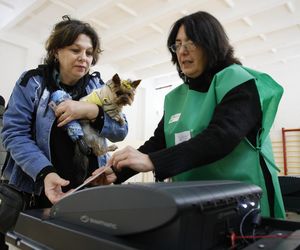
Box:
[0,37,43,103]
[259,57,300,140]
[0,41,27,102]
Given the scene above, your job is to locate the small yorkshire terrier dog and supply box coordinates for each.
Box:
[74,74,141,182]
[80,73,141,155]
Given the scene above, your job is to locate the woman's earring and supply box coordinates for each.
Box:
[54,57,58,63]
[179,70,189,83]
[183,74,189,83]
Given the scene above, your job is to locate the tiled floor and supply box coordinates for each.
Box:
[8,243,20,250]
[286,211,300,221]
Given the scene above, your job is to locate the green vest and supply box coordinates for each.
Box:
[164,64,285,218]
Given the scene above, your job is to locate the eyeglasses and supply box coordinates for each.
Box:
[169,41,197,53]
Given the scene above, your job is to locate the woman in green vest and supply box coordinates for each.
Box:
[94,11,285,219]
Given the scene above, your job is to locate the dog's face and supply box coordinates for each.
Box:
[108,74,141,106]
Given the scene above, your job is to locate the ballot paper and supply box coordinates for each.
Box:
[67,165,110,195]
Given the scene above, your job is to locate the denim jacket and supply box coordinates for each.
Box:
[1,70,128,194]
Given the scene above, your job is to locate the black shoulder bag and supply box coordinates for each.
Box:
[0,182,25,233]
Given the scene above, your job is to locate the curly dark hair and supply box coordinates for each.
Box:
[45,15,102,66]
[167,11,241,80]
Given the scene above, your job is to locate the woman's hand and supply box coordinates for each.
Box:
[55,100,99,127]
[108,146,154,173]
[44,172,70,204]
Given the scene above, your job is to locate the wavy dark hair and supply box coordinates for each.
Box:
[45,15,102,66]
[167,11,241,80]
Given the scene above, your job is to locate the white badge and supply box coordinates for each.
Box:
[175,131,191,145]
[169,113,181,124]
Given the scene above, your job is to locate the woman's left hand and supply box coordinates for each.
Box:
[108,146,154,173]
[55,100,99,127]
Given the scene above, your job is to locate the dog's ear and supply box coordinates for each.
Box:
[131,79,141,88]
[112,74,121,85]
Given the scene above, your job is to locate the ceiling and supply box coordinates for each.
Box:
[0,0,300,83]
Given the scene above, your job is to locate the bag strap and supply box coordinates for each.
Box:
[0,152,10,179]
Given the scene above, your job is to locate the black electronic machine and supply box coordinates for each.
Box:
[6,180,265,250]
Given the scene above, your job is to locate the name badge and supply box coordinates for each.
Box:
[175,131,191,145]
[169,113,181,124]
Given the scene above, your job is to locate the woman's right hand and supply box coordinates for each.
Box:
[44,172,70,204]
[55,100,99,127]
